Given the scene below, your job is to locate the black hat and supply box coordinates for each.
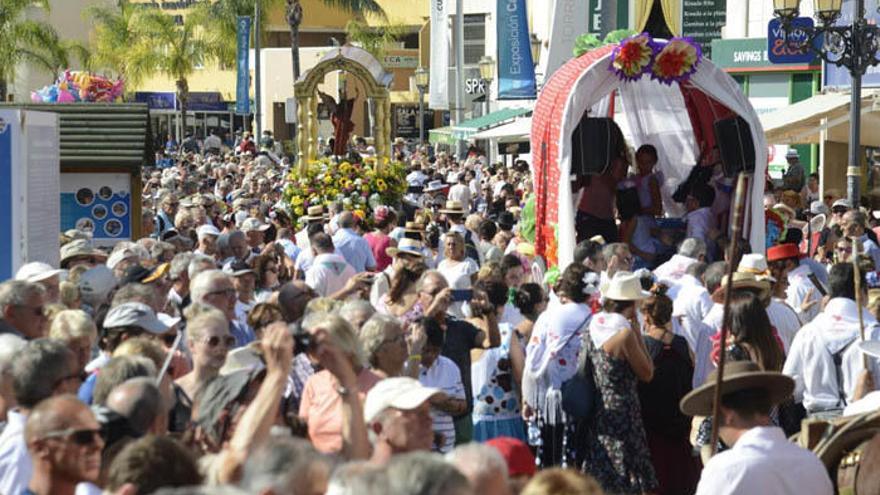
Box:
[121,265,152,286]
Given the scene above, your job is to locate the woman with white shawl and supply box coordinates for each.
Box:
[522,263,599,467]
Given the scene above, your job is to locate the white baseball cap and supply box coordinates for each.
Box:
[15,262,65,283]
[241,217,270,232]
[363,377,441,423]
[103,302,168,335]
[107,248,139,270]
[196,224,221,240]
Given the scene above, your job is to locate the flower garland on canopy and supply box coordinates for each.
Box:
[608,34,702,85]
[282,157,407,227]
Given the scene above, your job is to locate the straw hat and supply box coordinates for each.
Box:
[711,271,771,304]
[386,238,426,259]
[302,205,328,222]
[59,240,107,269]
[603,271,651,301]
[737,254,775,283]
[403,221,425,233]
[439,200,466,215]
[680,361,794,417]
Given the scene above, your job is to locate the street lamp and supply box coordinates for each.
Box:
[773,0,880,206]
[530,33,542,66]
[478,55,495,115]
[414,66,429,145]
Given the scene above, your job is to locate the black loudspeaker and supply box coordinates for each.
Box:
[714,116,756,177]
[571,116,616,176]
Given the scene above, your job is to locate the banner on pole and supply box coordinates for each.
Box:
[429,0,449,109]
[497,0,537,99]
[544,0,588,81]
[235,16,251,115]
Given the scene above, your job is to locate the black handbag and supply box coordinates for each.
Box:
[560,316,596,420]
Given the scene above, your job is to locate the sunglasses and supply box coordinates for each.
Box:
[16,305,44,317]
[202,335,236,348]
[162,333,179,346]
[42,428,104,446]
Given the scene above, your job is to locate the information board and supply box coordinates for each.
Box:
[682,0,726,58]
[60,173,131,246]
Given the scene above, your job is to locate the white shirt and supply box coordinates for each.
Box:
[305,253,357,297]
[203,134,222,151]
[786,264,822,323]
[653,254,698,283]
[437,258,479,319]
[0,410,30,495]
[686,206,713,241]
[695,426,832,495]
[766,298,802,353]
[419,356,465,453]
[448,184,472,211]
[783,298,880,413]
[669,274,712,351]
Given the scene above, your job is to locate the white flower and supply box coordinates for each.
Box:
[582,272,600,295]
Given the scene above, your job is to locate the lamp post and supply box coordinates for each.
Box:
[773,0,880,206]
[415,66,429,145]
[530,33,541,67]
[478,55,495,116]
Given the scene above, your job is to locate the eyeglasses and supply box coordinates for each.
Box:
[206,287,237,298]
[421,287,444,297]
[41,428,104,446]
[202,335,236,348]
[836,246,852,254]
[162,333,179,346]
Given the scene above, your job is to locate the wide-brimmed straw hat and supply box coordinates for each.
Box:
[386,238,426,259]
[680,361,794,417]
[403,221,426,233]
[60,240,108,269]
[439,200,466,215]
[710,271,771,304]
[603,271,651,301]
[302,205,328,222]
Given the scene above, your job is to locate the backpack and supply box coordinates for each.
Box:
[462,229,481,267]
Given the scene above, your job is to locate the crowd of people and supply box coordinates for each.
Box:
[0,128,877,495]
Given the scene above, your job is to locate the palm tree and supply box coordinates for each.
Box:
[286,0,386,81]
[130,7,217,139]
[85,0,154,87]
[200,0,280,69]
[345,19,405,61]
[0,0,68,101]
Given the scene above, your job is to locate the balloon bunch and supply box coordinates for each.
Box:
[31,70,124,103]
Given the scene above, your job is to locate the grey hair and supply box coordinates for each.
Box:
[386,452,470,495]
[169,253,195,280]
[302,312,366,367]
[415,270,447,292]
[239,436,329,494]
[0,280,46,309]
[678,238,707,259]
[0,334,26,375]
[326,461,388,495]
[111,283,157,309]
[359,314,402,367]
[190,270,232,305]
[337,211,355,229]
[338,300,376,328]
[445,443,509,486]
[151,241,176,260]
[187,254,216,280]
[601,242,629,263]
[11,339,74,408]
[93,355,157,405]
[106,377,162,435]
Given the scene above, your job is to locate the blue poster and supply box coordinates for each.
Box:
[0,116,11,280]
[767,17,823,64]
[824,0,880,88]
[497,0,537,100]
[236,16,252,115]
[59,174,131,242]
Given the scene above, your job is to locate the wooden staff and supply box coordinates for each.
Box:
[851,236,869,369]
[709,172,748,457]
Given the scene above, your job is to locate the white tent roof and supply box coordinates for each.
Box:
[761,90,880,145]
[470,117,532,142]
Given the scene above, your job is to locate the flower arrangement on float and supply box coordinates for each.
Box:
[282,156,407,226]
[608,33,702,85]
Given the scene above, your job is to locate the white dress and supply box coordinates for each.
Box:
[437,258,479,318]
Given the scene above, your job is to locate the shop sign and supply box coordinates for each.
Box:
[767,17,822,64]
[383,55,419,68]
[711,38,819,71]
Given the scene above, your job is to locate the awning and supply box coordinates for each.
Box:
[761,90,880,146]
[452,107,531,134]
[470,116,531,142]
[429,126,456,145]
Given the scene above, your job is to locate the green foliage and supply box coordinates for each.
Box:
[345,19,406,61]
[86,0,154,86]
[199,0,282,69]
[572,29,639,58]
[0,0,68,91]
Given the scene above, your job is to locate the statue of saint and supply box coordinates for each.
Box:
[318,87,358,157]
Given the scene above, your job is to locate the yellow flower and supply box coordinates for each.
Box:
[294,206,304,216]
[376,179,387,192]
[324,175,334,184]
[291,196,303,206]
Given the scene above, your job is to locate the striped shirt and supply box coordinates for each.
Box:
[420,356,465,453]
